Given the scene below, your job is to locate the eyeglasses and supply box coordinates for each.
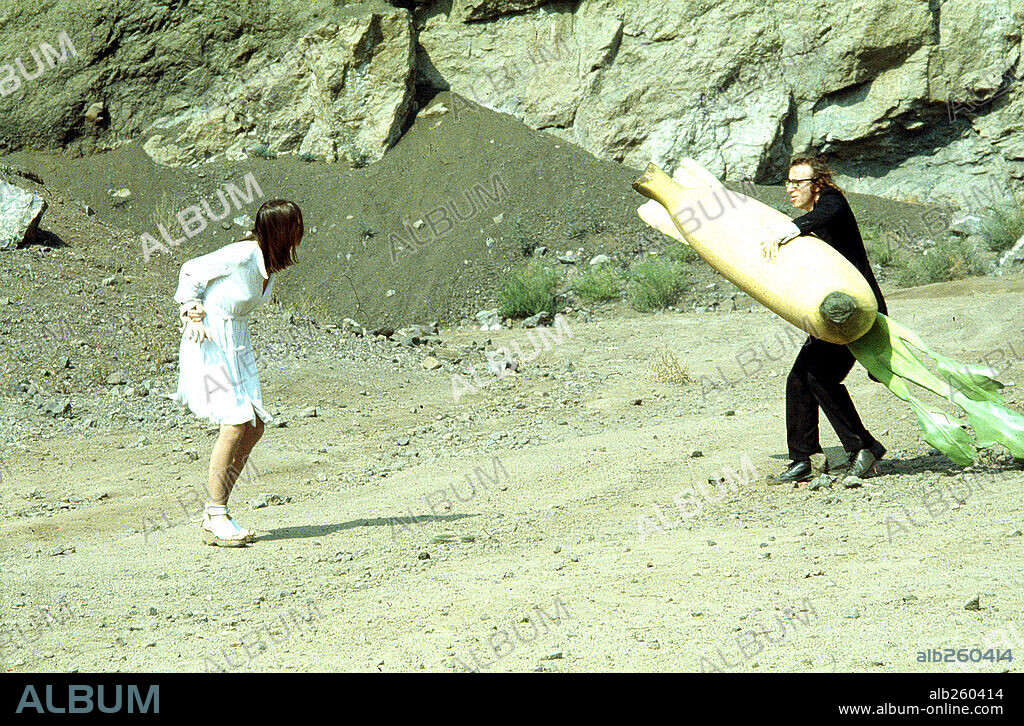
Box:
[785,178,815,188]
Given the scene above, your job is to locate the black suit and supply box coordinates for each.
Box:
[785,187,885,462]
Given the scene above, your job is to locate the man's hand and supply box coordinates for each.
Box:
[761,222,801,261]
[761,236,782,261]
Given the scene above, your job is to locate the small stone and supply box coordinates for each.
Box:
[148,607,158,616]
[251,497,269,509]
[808,474,835,491]
[964,595,982,611]
[541,650,563,661]
[521,312,552,328]
[632,398,642,406]
[48,545,74,556]
[341,318,365,336]
[844,607,861,619]
[221,221,231,230]
[1007,529,1023,537]
[106,372,127,385]
[421,356,442,370]
[588,254,611,266]
[417,551,430,560]
[723,410,735,416]
[46,399,71,417]
[690,450,703,458]
[300,406,317,418]
[102,276,116,286]
[85,102,105,123]
[842,475,864,489]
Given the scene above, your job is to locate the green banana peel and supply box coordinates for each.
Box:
[847,314,1024,465]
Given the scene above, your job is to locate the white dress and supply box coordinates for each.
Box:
[171,238,276,426]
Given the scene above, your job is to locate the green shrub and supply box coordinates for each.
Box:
[627,260,686,312]
[247,143,276,159]
[894,237,985,286]
[564,200,612,241]
[864,226,896,267]
[664,241,698,264]
[498,262,561,318]
[980,203,1024,253]
[573,265,623,302]
[510,215,543,257]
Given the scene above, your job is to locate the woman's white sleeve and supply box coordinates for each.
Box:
[173,243,244,307]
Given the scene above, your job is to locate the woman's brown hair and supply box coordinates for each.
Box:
[248,199,303,274]
[790,156,844,195]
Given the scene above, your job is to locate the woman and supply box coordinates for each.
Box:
[762,157,888,483]
[172,199,303,546]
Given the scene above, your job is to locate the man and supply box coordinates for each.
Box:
[761,157,887,483]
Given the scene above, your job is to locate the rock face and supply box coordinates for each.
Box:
[416,0,1024,205]
[0,180,46,250]
[1,0,1022,205]
[145,8,416,166]
[0,0,414,167]
[451,1,553,22]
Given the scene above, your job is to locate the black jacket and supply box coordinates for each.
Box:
[792,187,887,316]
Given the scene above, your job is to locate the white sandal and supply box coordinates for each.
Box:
[200,504,251,547]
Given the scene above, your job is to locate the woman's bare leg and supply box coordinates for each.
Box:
[204,416,265,541]
[228,417,265,495]
[208,423,247,505]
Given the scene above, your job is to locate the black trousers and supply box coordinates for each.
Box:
[786,336,879,462]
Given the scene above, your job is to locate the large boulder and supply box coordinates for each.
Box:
[0,179,46,251]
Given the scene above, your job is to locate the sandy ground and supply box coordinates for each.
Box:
[2,276,1022,673]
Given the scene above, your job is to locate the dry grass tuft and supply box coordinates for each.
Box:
[650,349,691,384]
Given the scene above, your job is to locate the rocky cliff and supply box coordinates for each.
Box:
[1,0,1020,206]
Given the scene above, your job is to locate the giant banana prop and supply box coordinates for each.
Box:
[633,159,1024,465]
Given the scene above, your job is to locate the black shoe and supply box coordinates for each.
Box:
[847,448,879,478]
[841,442,886,470]
[772,460,812,484]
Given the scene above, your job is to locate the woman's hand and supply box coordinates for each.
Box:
[185,302,206,322]
[183,319,212,343]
